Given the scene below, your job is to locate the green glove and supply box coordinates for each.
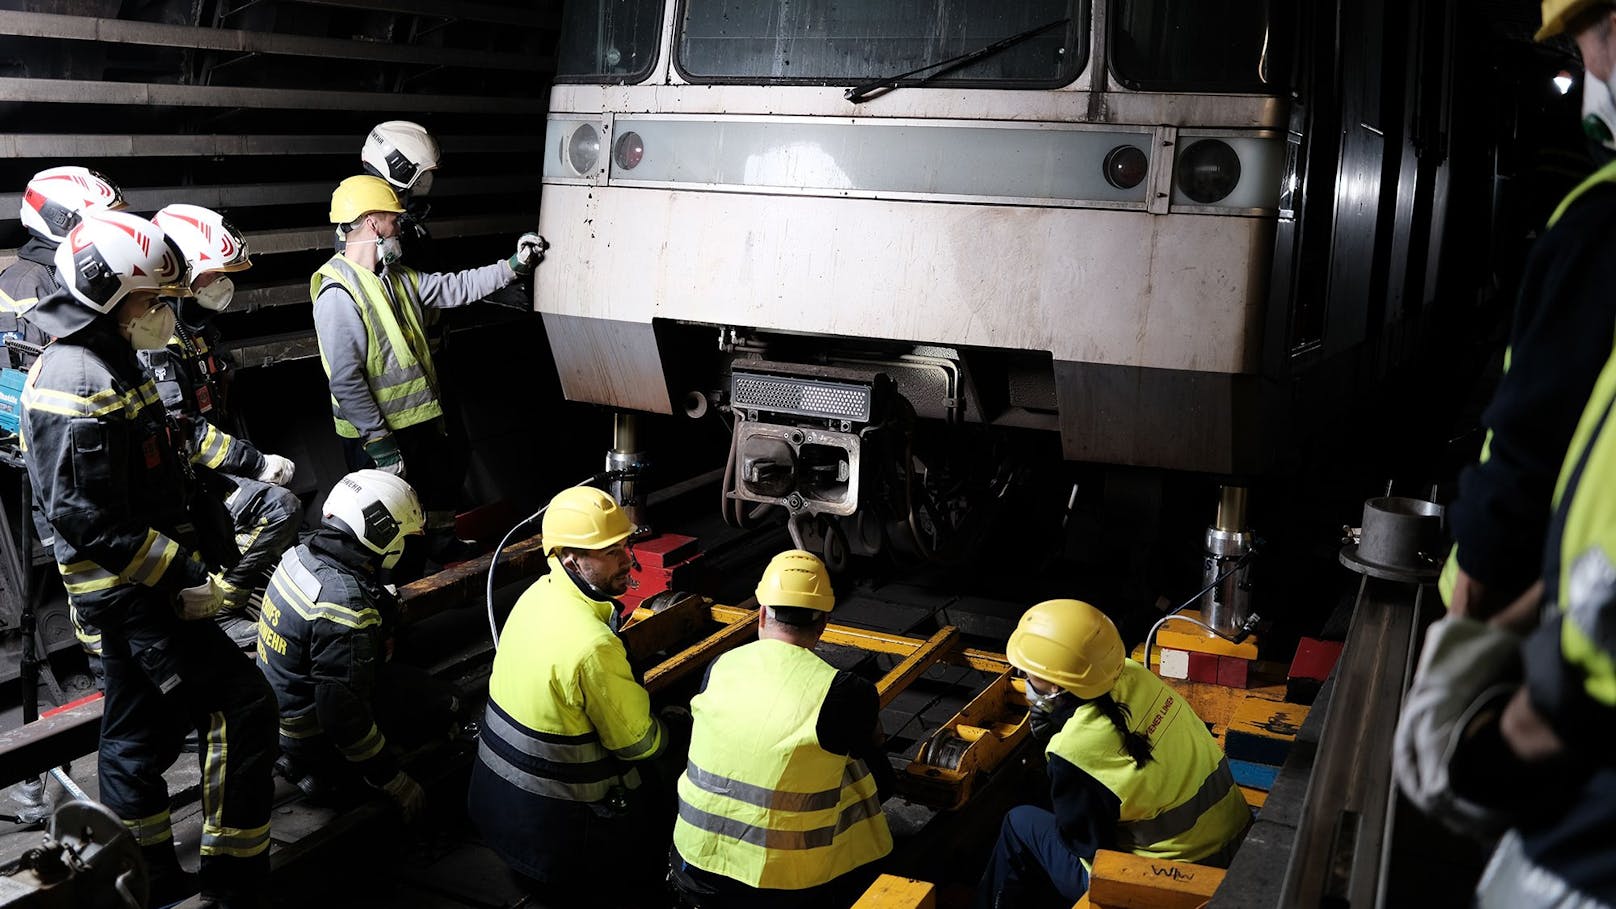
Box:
[507,232,547,277]
[364,435,406,478]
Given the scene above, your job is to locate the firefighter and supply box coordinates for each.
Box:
[0,166,126,369]
[256,470,459,821]
[21,209,275,909]
[669,550,895,909]
[311,175,544,567]
[142,203,301,645]
[466,485,668,905]
[975,600,1250,909]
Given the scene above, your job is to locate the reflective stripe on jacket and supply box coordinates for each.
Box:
[1545,336,1616,708]
[310,255,440,438]
[1048,660,1249,867]
[674,639,892,890]
[478,556,664,803]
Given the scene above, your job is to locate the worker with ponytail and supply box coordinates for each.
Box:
[975,599,1251,909]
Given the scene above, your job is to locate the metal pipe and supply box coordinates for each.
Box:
[1215,485,1248,533]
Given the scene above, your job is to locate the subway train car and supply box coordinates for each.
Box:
[534,0,1466,560]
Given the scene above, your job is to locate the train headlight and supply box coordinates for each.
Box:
[567,124,600,175]
[1103,145,1148,190]
[614,131,644,171]
[1176,140,1241,204]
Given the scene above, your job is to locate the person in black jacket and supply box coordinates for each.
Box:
[257,469,460,821]
[22,210,276,909]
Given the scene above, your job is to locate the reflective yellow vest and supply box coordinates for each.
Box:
[1048,660,1249,867]
[310,255,441,438]
[479,557,663,803]
[674,639,893,890]
[1546,333,1616,708]
[1442,159,1616,606]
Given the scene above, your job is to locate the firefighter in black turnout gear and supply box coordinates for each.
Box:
[258,470,457,822]
[140,204,301,646]
[21,210,276,909]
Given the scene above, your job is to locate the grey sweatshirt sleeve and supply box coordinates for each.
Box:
[312,283,388,441]
[414,261,516,310]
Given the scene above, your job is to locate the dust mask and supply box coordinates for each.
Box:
[193,276,235,312]
[1582,69,1616,154]
[1024,682,1066,714]
[124,301,176,350]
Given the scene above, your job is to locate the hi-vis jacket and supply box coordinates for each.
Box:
[1048,661,1250,867]
[310,255,513,440]
[21,319,208,625]
[674,639,893,890]
[257,531,399,785]
[477,556,665,804]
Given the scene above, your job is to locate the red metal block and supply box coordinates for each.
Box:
[1289,637,1344,682]
[1216,656,1251,689]
[1187,651,1220,684]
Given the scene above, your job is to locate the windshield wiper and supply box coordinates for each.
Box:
[844,17,1070,104]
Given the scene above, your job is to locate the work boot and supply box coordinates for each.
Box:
[143,845,199,909]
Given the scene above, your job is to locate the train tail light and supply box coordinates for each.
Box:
[1176,139,1241,204]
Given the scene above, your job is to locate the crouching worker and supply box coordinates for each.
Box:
[670,550,895,909]
[257,470,459,822]
[467,486,669,907]
[976,600,1250,909]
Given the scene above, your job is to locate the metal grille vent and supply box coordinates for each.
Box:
[731,372,872,422]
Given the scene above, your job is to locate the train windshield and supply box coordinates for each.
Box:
[1110,0,1292,92]
[556,0,666,83]
[676,0,1087,87]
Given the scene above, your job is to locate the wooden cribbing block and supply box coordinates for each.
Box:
[853,874,936,909]
[1230,759,1278,791]
[1086,850,1226,908]
[1156,610,1259,660]
[1240,784,1268,809]
[1224,697,1309,766]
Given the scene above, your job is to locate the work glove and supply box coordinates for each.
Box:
[176,575,228,621]
[1392,616,1522,835]
[256,452,296,486]
[364,435,406,478]
[506,232,548,276]
[379,771,425,823]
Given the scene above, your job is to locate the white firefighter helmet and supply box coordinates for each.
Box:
[323,469,426,569]
[362,121,441,194]
[153,204,252,311]
[20,167,127,243]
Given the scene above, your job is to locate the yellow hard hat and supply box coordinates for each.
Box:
[329,175,404,224]
[541,487,633,554]
[1537,0,1611,40]
[755,550,835,612]
[1006,599,1125,700]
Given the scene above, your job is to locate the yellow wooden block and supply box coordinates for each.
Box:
[853,874,936,909]
[1073,896,1093,909]
[1087,850,1226,909]
[1240,784,1268,809]
[1227,697,1309,741]
[1155,610,1259,660]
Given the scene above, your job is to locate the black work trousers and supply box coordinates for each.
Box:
[98,592,278,899]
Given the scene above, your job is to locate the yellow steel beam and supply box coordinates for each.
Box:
[708,604,1009,674]
[643,608,758,695]
[875,626,960,708]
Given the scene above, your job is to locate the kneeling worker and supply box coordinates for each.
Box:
[256,470,447,821]
[468,486,668,904]
[975,600,1250,909]
[670,550,895,909]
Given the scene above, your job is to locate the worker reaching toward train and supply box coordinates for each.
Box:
[22,210,277,909]
[311,174,545,567]
[257,470,462,824]
[467,486,670,906]
[0,166,127,370]
[975,600,1250,909]
[668,549,895,909]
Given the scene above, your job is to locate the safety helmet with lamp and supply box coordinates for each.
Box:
[755,549,835,612]
[1006,599,1126,700]
[322,469,425,570]
[541,486,633,555]
[20,166,126,243]
[152,204,252,312]
[329,175,405,226]
[362,121,441,195]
